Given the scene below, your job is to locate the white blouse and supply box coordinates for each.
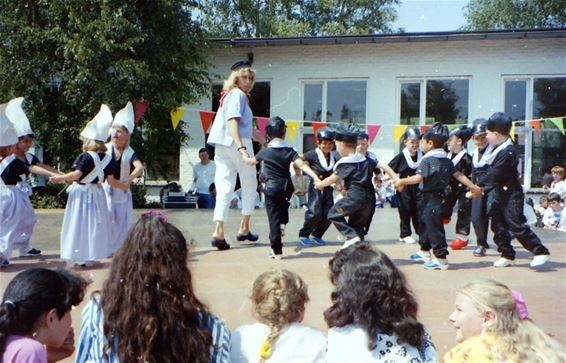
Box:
[230,322,326,363]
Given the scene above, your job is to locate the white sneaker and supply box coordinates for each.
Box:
[400,236,417,244]
[341,236,361,249]
[493,257,515,268]
[530,254,550,267]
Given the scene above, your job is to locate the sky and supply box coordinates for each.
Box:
[392,0,470,32]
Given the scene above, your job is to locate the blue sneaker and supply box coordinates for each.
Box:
[298,237,313,247]
[410,251,431,263]
[423,259,449,270]
[310,237,326,246]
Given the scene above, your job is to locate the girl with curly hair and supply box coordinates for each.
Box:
[75,212,231,363]
[445,279,566,363]
[325,243,438,362]
[230,268,326,363]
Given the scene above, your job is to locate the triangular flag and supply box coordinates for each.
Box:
[548,117,565,135]
[256,117,270,138]
[312,121,328,142]
[134,100,148,124]
[199,111,215,134]
[366,125,381,145]
[529,119,542,136]
[393,125,407,142]
[509,122,516,141]
[286,120,300,141]
[447,124,459,131]
[419,125,430,133]
[170,107,185,130]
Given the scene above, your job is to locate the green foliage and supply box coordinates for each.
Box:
[200,0,400,37]
[0,0,211,178]
[30,183,68,209]
[464,0,566,30]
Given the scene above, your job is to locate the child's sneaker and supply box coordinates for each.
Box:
[423,258,449,270]
[400,236,417,244]
[298,237,313,247]
[0,254,9,268]
[341,236,361,249]
[310,236,326,246]
[473,246,487,257]
[493,257,514,267]
[530,254,550,267]
[21,247,42,257]
[268,251,283,260]
[410,251,431,263]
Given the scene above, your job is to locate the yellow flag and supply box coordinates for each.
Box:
[509,122,516,141]
[393,125,408,142]
[286,120,300,141]
[170,107,186,130]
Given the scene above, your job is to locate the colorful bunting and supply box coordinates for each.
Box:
[419,125,430,133]
[510,122,516,141]
[549,117,565,135]
[286,120,300,141]
[134,100,148,124]
[170,107,185,130]
[256,117,270,137]
[366,125,381,145]
[393,125,407,142]
[199,111,215,134]
[312,121,328,142]
[529,119,542,136]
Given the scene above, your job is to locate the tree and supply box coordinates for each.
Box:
[200,0,400,37]
[464,0,566,30]
[0,0,210,178]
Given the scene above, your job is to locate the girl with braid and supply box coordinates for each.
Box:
[230,269,326,363]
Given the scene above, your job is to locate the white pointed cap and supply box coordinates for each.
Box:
[80,104,113,141]
[5,97,33,137]
[112,101,135,134]
[0,103,19,147]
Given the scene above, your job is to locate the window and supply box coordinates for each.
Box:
[398,78,470,124]
[504,80,527,121]
[212,81,271,117]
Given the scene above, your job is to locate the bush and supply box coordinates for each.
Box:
[30,183,68,209]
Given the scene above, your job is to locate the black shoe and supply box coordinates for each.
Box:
[0,260,9,268]
[23,248,42,257]
[211,239,231,251]
[236,232,259,242]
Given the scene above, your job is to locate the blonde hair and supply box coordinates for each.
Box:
[459,279,566,363]
[81,138,107,153]
[223,67,256,93]
[551,166,565,178]
[251,268,309,363]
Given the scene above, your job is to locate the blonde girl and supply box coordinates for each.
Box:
[230,269,326,363]
[445,279,566,363]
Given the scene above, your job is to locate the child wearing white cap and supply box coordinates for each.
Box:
[0,98,61,267]
[50,104,129,267]
[103,102,144,254]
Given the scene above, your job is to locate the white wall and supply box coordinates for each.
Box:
[179,37,566,187]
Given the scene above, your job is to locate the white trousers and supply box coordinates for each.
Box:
[0,185,36,261]
[213,139,258,222]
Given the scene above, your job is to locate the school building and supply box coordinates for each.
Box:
[175,28,566,192]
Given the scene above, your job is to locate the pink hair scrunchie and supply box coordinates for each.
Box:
[511,290,529,320]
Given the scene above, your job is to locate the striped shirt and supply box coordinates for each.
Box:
[75,298,231,363]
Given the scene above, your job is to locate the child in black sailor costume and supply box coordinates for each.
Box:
[104,102,144,254]
[243,117,318,259]
[0,98,60,268]
[296,128,339,247]
[315,125,374,250]
[442,125,474,250]
[356,131,398,235]
[481,112,551,268]
[395,123,482,270]
[50,104,128,267]
[388,127,423,244]
[468,118,493,257]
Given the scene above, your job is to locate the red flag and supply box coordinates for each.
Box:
[366,125,381,145]
[199,111,215,134]
[256,117,270,137]
[419,125,430,133]
[312,121,328,142]
[134,100,148,124]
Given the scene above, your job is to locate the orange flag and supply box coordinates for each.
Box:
[199,111,215,134]
[312,121,328,142]
[529,119,542,136]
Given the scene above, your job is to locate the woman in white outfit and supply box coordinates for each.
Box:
[207,60,265,250]
[104,102,144,254]
[51,104,128,267]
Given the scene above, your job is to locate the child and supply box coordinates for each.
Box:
[230,268,326,363]
[388,127,423,244]
[50,104,128,267]
[445,279,566,362]
[442,125,474,250]
[542,192,566,230]
[468,118,494,257]
[357,131,398,235]
[0,268,88,363]
[325,243,438,362]
[481,112,551,268]
[104,102,144,254]
[244,117,319,259]
[76,213,231,363]
[290,165,309,208]
[537,195,549,216]
[297,128,338,247]
[395,122,482,270]
[315,125,374,249]
[548,165,566,201]
[0,98,60,267]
